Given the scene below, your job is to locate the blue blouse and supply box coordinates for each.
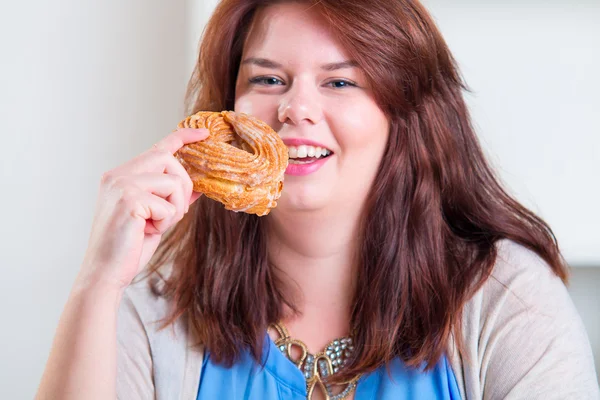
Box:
[197,333,461,399]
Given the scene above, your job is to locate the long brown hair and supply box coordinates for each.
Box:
[145,0,568,382]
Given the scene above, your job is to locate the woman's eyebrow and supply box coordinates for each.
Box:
[240,57,358,71]
[240,57,283,69]
[320,60,359,71]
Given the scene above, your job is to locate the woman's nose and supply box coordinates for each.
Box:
[277,84,323,126]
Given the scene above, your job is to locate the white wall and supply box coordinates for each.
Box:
[569,268,600,383]
[0,1,188,398]
[0,1,597,398]
[422,0,600,265]
[186,0,222,75]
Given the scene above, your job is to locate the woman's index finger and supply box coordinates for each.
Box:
[155,128,209,154]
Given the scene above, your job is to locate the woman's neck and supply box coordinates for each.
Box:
[266,207,363,347]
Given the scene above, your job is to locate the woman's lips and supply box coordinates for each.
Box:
[282,138,330,148]
[281,138,333,176]
[285,155,331,176]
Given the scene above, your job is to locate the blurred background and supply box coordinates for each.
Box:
[0,0,597,397]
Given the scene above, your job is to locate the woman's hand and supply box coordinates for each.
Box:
[78,128,208,292]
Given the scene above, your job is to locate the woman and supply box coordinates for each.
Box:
[36,0,599,399]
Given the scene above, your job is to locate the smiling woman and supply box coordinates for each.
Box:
[34,0,599,399]
[234,5,389,212]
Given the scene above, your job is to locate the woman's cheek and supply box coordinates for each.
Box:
[335,100,377,145]
[235,96,257,115]
[235,95,280,128]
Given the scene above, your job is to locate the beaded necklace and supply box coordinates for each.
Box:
[269,322,361,400]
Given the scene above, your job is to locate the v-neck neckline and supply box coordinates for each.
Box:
[261,332,380,398]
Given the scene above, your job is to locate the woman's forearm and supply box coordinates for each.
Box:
[35,274,124,400]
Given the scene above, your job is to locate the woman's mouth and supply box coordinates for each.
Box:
[285,144,333,175]
[287,145,332,164]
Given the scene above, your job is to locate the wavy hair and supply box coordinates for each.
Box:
[145,0,567,383]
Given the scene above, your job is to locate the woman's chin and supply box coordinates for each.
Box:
[274,189,330,213]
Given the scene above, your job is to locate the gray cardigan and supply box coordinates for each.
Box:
[116,240,600,399]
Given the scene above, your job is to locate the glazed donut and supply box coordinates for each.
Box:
[174,111,288,216]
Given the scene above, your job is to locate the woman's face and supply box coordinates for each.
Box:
[235,2,389,214]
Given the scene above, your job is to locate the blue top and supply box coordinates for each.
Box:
[197,332,461,399]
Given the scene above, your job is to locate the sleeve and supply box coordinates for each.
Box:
[116,288,156,400]
[474,241,599,399]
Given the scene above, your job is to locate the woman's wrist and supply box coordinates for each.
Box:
[71,262,127,307]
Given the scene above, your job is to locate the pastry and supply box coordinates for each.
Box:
[174,111,288,216]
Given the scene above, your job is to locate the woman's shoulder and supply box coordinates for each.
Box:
[118,262,191,348]
[461,239,580,343]
[465,239,587,352]
[449,239,599,399]
[117,264,204,400]
[116,270,163,399]
[121,264,173,323]
[481,239,571,313]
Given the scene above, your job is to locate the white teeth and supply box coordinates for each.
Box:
[289,159,315,165]
[287,145,332,159]
[296,145,308,158]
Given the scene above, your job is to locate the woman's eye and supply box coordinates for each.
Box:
[249,76,284,86]
[248,76,356,89]
[327,80,357,89]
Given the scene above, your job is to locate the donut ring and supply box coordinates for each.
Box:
[174,111,288,216]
